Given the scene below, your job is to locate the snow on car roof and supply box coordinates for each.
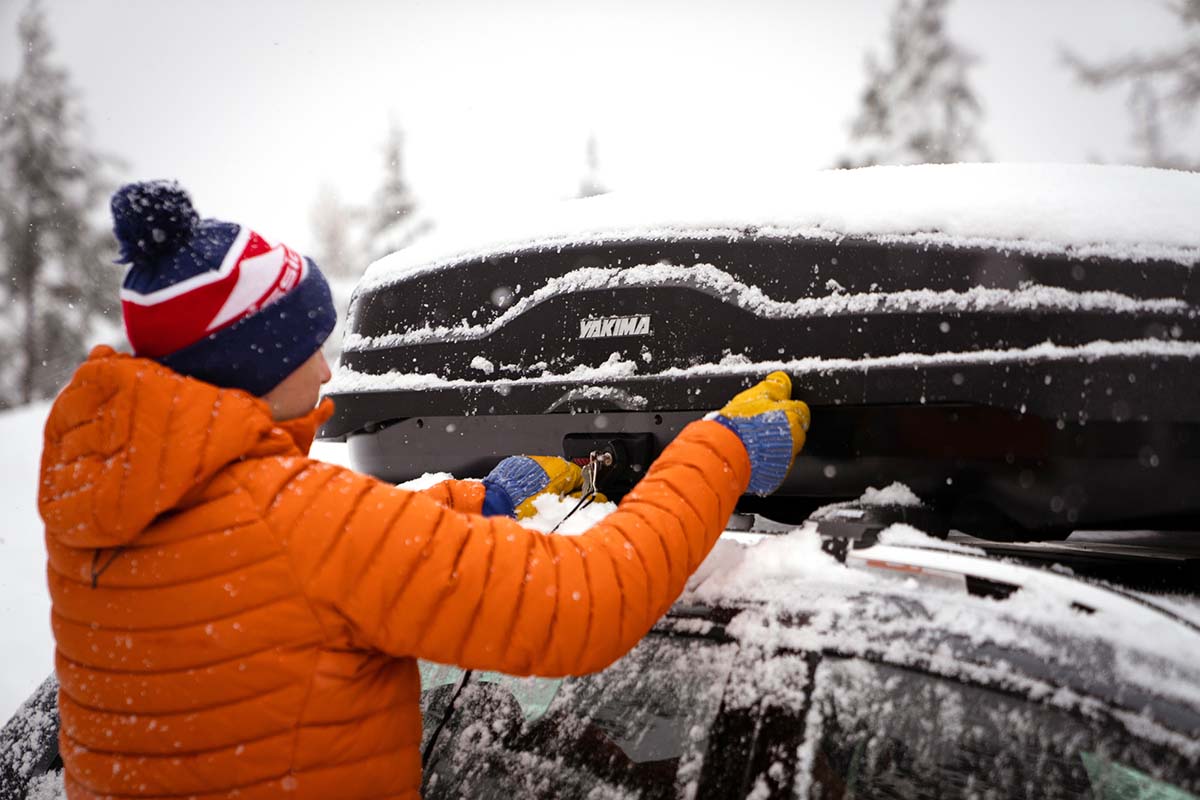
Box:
[360,163,1200,292]
[687,527,1200,755]
[516,488,1200,682]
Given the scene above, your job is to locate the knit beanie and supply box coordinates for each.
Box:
[112,181,337,396]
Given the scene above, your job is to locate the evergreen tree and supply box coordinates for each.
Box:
[0,1,119,407]
[840,0,988,167]
[362,122,423,262]
[1064,0,1200,170]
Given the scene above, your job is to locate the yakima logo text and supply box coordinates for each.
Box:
[579,314,652,339]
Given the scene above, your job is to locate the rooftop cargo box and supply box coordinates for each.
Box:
[321,164,1200,539]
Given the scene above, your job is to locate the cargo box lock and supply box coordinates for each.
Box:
[562,433,657,500]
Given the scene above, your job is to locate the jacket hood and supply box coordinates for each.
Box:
[39,346,334,549]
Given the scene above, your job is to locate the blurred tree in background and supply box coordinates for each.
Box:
[840,0,988,167]
[578,133,607,198]
[363,122,429,263]
[0,1,120,408]
[310,182,363,281]
[1064,0,1200,170]
[310,123,433,366]
[309,181,364,366]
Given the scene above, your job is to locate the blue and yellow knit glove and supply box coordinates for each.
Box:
[482,456,583,518]
[709,371,811,495]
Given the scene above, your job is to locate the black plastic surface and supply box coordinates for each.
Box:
[325,234,1200,535]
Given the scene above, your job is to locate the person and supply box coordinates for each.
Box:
[39,181,811,799]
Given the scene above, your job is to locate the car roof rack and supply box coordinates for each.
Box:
[733,503,1200,596]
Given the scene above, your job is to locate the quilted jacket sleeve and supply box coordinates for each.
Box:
[418,479,486,513]
[280,419,749,677]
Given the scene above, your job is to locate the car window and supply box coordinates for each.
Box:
[419,662,563,725]
[421,634,738,800]
[794,659,1200,800]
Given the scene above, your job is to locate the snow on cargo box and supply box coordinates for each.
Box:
[321,163,1200,540]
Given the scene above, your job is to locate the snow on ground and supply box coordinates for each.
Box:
[362,164,1200,292]
[0,402,54,726]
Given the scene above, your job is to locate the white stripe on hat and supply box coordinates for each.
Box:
[118,225,252,306]
[206,244,308,331]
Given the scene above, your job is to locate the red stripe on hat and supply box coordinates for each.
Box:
[123,272,239,357]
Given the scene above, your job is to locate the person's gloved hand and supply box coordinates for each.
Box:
[482,455,583,518]
[709,371,810,495]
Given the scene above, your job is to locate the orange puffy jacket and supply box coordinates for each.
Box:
[39,346,750,799]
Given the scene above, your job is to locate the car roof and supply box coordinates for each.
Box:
[672,528,1200,750]
[359,163,1200,292]
[694,528,1200,654]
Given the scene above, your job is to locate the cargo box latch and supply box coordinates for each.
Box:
[562,433,657,500]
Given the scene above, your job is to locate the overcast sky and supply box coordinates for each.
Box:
[0,0,1188,256]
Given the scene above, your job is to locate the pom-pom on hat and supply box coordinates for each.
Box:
[113,180,337,396]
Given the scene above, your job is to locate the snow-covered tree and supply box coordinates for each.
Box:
[578,133,608,198]
[840,0,988,167]
[0,1,119,407]
[1064,0,1200,170]
[362,122,427,263]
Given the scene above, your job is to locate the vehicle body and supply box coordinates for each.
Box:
[416,528,1200,798]
[322,164,1200,539]
[7,527,1199,799]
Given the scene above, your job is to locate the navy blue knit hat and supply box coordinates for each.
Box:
[112,180,337,396]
